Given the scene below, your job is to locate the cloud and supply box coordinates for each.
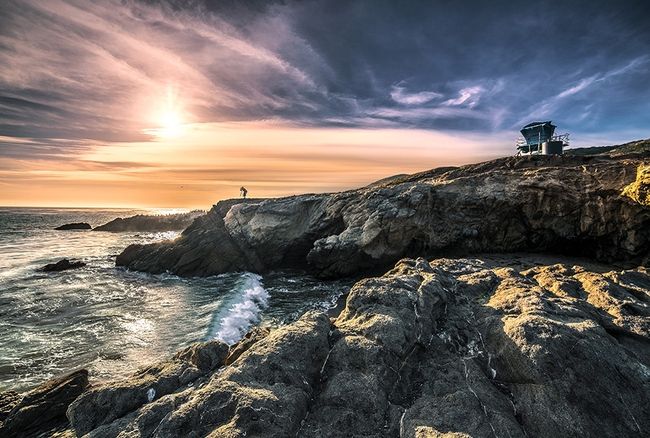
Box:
[518,55,650,127]
[390,84,442,105]
[556,77,597,98]
[443,86,484,108]
[0,0,648,165]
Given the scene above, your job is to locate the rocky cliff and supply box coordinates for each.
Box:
[4,146,648,437]
[117,150,650,278]
[7,255,646,437]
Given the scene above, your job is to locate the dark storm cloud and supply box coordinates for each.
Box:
[0,0,649,160]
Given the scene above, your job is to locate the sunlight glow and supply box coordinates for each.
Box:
[146,85,186,138]
[158,109,183,137]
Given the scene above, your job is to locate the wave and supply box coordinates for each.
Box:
[209,273,269,345]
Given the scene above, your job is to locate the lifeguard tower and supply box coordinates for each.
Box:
[516,121,569,155]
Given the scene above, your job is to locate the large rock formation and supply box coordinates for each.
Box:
[61,255,649,437]
[117,151,650,278]
[94,210,205,232]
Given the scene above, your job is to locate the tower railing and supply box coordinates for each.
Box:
[515,133,570,155]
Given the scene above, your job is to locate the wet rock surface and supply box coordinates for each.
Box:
[40,258,86,272]
[52,254,649,437]
[117,152,650,278]
[0,369,89,437]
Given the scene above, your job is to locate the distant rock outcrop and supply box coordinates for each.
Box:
[93,210,205,232]
[117,149,650,278]
[55,222,91,230]
[58,255,650,437]
[39,258,86,272]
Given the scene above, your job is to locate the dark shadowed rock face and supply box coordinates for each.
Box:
[117,153,650,278]
[63,255,649,437]
[40,258,86,272]
[0,369,89,437]
[93,210,205,232]
[55,222,91,230]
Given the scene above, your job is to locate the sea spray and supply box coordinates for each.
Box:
[210,273,269,345]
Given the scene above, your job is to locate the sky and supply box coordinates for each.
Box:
[1,0,649,208]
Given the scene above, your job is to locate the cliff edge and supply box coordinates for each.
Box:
[117,148,650,278]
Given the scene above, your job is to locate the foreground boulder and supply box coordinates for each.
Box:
[62,255,648,437]
[117,151,650,278]
[0,369,89,437]
[64,312,328,437]
[67,340,228,436]
[40,259,86,272]
[94,210,205,232]
[55,223,91,230]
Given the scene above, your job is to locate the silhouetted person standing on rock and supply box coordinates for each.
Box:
[240,186,248,198]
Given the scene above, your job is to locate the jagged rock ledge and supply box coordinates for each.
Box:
[6,254,648,437]
[117,151,650,278]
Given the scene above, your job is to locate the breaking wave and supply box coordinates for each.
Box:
[210,273,269,345]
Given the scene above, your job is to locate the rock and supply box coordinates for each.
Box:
[93,210,205,232]
[117,152,650,278]
[154,312,330,437]
[224,326,270,366]
[300,255,650,437]
[0,369,89,437]
[55,222,91,230]
[40,259,86,272]
[67,340,228,436]
[66,312,329,437]
[62,255,650,437]
[0,391,21,423]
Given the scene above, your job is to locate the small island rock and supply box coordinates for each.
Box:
[40,259,86,272]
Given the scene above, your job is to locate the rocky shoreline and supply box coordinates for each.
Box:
[2,144,649,437]
[2,254,648,437]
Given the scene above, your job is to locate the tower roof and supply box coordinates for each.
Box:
[520,121,556,146]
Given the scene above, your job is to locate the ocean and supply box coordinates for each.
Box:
[0,207,350,392]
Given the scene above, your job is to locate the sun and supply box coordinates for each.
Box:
[146,85,186,138]
[158,109,183,138]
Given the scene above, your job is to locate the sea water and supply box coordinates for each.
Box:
[0,207,350,392]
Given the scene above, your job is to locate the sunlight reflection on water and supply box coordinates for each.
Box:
[0,207,351,391]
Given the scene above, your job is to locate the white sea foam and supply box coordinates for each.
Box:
[212,273,269,345]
